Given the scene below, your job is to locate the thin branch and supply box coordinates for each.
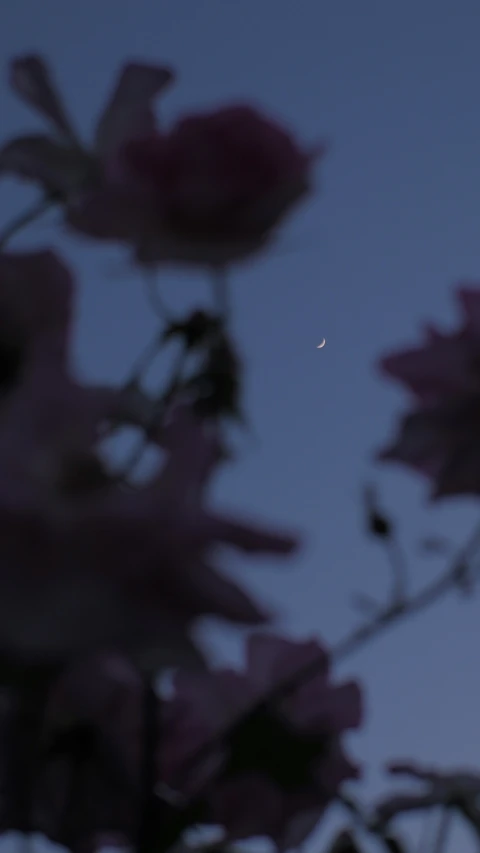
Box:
[171,517,480,793]
[333,517,480,663]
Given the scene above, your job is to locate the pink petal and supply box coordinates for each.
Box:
[94,62,174,156]
[246,633,328,694]
[66,186,272,268]
[0,369,114,483]
[289,680,363,733]
[379,332,479,402]
[378,401,480,498]
[66,184,159,242]
[179,559,269,625]
[210,774,283,841]
[157,404,220,503]
[0,249,72,362]
[10,55,78,144]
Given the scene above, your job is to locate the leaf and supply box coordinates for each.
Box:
[9,55,78,143]
[187,334,244,421]
[0,134,95,195]
[94,61,174,155]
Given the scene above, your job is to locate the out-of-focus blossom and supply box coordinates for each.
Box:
[68,104,323,267]
[0,249,72,393]
[0,353,298,668]
[0,54,174,198]
[27,638,361,852]
[162,633,363,850]
[33,655,143,853]
[377,287,480,498]
[1,56,322,268]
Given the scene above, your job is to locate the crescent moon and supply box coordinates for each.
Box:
[317,338,326,349]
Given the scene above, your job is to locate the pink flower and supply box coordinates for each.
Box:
[162,633,363,850]
[377,287,480,498]
[33,655,144,853]
[67,104,323,267]
[0,249,72,391]
[0,353,298,667]
[0,55,173,198]
[29,637,362,852]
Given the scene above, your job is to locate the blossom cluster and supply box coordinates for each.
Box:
[0,48,478,853]
[0,54,367,853]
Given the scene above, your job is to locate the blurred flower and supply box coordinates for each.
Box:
[0,249,72,393]
[0,54,174,198]
[162,633,363,850]
[0,352,298,668]
[67,104,324,267]
[377,287,480,498]
[29,637,362,852]
[33,654,143,853]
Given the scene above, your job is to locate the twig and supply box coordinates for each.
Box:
[171,517,480,793]
[333,517,480,663]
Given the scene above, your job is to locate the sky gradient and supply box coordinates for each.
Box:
[1,2,480,851]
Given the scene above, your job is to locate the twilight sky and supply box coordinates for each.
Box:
[1,2,480,851]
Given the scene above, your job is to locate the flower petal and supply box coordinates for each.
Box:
[377,401,480,498]
[180,559,269,625]
[0,249,72,362]
[9,55,78,143]
[379,331,478,403]
[94,62,174,156]
[66,184,159,242]
[246,634,328,695]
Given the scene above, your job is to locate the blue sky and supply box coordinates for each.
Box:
[2,1,480,851]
